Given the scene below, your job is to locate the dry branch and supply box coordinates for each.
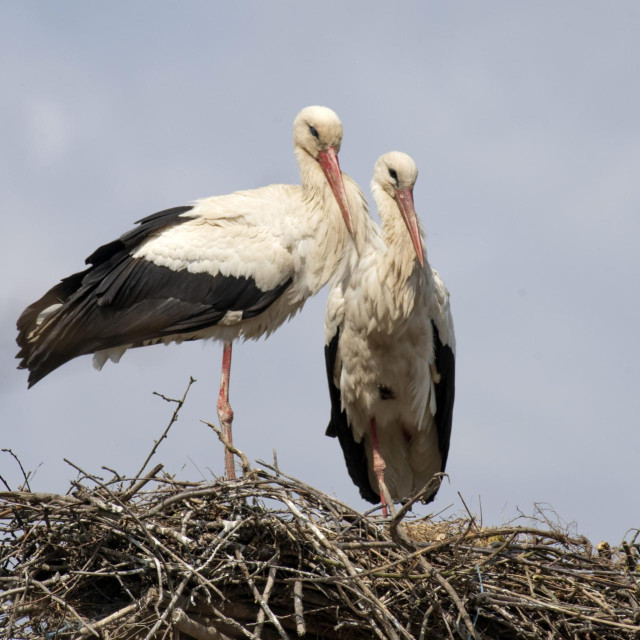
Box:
[1,414,639,639]
[2,458,639,640]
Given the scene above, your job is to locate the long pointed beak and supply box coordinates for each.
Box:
[317,147,354,236]
[394,187,424,267]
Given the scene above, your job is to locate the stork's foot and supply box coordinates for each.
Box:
[369,416,391,517]
[373,454,389,517]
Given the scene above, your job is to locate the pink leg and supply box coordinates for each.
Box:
[217,342,235,480]
[369,417,388,517]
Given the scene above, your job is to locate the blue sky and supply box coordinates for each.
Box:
[1,2,639,543]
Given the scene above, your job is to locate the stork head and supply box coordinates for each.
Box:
[294,106,353,235]
[373,152,424,266]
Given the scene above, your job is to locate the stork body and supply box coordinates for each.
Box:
[325,152,455,513]
[17,106,368,479]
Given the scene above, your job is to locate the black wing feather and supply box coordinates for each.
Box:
[432,321,455,473]
[324,329,379,504]
[16,204,292,386]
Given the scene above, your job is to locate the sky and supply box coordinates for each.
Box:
[1,1,639,545]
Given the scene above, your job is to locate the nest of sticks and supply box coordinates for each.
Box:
[2,385,639,639]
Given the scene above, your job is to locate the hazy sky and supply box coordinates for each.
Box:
[2,2,639,544]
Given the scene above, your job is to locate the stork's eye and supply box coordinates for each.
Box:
[389,168,398,182]
[309,125,319,139]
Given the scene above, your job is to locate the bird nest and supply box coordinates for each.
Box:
[1,386,639,639]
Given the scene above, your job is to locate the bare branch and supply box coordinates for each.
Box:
[133,377,196,482]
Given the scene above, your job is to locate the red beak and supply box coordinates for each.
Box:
[317,147,354,235]
[394,188,424,267]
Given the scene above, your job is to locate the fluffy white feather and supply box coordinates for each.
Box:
[89,107,369,366]
[326,151,455,503]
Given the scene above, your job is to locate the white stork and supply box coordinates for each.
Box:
[17,106,368,480]
[324,152,455,515]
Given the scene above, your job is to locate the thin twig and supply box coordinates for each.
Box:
[133,377,196,483]
[143,575,189,640]
[1,449,31,491]
[254,561,278,637]
[121,463,164,502]
[235,547,288,639]
[205,420,252,476]
[31,579,100,638]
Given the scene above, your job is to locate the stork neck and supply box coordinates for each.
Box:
[376,186,428,278]
[294,146,372,287]
[295,147,325,192]
[293,147,356,292]
[295,147,344,219]
[348,179,376,255]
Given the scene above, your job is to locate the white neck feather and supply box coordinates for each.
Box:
[294,148,370,293]
[374,184,428,282]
